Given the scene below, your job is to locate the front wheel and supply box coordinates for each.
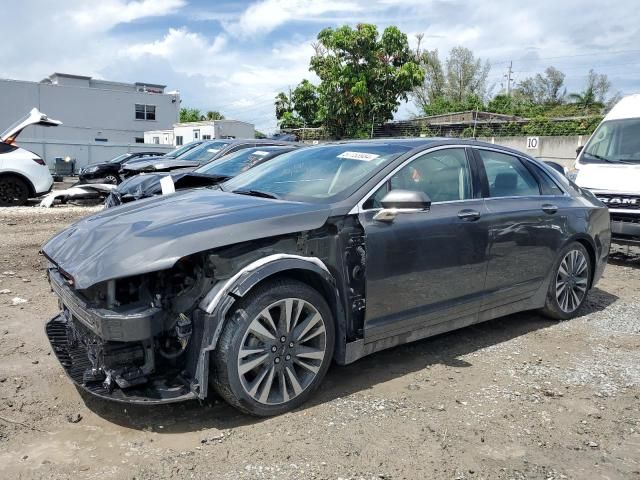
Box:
[103,173,120,185]
[541,242,591,320]
[212,278,334,416]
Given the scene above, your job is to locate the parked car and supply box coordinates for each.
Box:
[120,139,295,177]
[570,94,640,245]
[105,145,299,207]
[78,151,166,185]
[0,108,60,206]
[43,139,610,415]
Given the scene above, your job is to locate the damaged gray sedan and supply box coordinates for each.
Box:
[43,139,610,416]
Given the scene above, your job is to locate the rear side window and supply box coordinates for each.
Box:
[478,149,541,198]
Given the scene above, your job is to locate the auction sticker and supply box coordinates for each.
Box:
[252,150,270,156]
[337,151,380,161]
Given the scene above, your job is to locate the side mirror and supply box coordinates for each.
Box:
[374,190,431,222]
[543,160,568,177]
[576,145,584,157]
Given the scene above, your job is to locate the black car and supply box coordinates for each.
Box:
[78,151,164,184]
[105,145,299,207]
[120,139,294,177]
[43,139,610,416]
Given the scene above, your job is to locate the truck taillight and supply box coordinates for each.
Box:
[32,158,46,166]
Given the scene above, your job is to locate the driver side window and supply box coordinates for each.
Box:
[364,148,473,209]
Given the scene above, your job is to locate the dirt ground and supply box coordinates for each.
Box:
[0,205,638,480]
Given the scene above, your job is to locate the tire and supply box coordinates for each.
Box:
[541,241,592,320]
[0,175,29,207]
[212,278,335,416]
[103,174,120,185]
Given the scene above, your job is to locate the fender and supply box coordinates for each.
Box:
[191,254,343,399]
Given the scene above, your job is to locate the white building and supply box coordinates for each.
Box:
[144,120,255,146]
[0,73,179,168]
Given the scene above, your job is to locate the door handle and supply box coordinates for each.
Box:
[457,209,481,221]
[542,204,558,214]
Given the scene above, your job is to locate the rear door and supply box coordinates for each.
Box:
[474,147,569,310]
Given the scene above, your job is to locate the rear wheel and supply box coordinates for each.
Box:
[0,176,29,206]
[212,278,334,416]
[541,242,591,320]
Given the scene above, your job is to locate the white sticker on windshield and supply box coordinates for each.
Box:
[337,151,380,161]
[160,176,176,195]
[207,148,220,153]
[252,150,270,156]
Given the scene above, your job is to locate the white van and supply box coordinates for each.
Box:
[572,94,640,245]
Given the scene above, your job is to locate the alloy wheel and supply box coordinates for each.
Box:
[237,297,327,405]
[555,249,589,313]
[104,174,118,185]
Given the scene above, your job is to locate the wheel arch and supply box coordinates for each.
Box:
[194,254,345,399]
[0,171,36,197]
[565,234,597,288]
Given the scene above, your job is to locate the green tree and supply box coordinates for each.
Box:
[254,130,267,139]
[445,46,490,103]
[292,79,320,127]
[309,24,424,138]
[202,110,225,121]
[412,34,446,112]
[179,107,202,122]
[516,66,566,105]
[275,89,295,120]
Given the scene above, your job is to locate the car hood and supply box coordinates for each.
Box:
[115,170,215,199]
[42,189,330,289]
[576,162,640,193]
[122,158,200,172]
[1,108,62,143]
[120,155,167,169]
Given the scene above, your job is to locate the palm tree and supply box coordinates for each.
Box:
[202,110,225,121]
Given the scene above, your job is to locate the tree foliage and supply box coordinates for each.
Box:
[179,108,225,122]
[308,24,423,138]
[516,67,566,105]
[412,42,489,115]
[179,107,202,122]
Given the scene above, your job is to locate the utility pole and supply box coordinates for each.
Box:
[505,61,513,96]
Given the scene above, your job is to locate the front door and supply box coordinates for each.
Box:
[359,147,490,343]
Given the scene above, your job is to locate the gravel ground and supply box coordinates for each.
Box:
[0,206,639,480]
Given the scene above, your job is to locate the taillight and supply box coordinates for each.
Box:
[32,158,46,166]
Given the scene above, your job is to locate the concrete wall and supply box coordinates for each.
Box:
[0,77,180,167]
[480,135,591,168]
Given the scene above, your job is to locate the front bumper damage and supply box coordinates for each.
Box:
[45,268,202,404]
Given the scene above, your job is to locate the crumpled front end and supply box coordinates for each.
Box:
[44,257,212,403]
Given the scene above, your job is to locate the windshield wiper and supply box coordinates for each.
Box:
[232,189,280,199]
[583,152,634,164]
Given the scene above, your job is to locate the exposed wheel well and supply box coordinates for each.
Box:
[573,238,596,288]
[234,268,342,356]
[0,172,36,197]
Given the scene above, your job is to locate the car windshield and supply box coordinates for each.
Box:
[165,142,201,158]
[222,143,412,202]
[107,153,131,164]
[582,118,640,163]
[195,147,286,177]
[179,141,231,162]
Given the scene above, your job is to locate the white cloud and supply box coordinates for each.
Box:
[225,0,362,36]
[69,0,186,30]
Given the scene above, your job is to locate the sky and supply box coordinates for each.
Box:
[2,0,639,133]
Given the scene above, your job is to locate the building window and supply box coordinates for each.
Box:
[94,138,108,142]
[135,137,144,143]
[176,136,183,146]
[135,104,156,120]
[152,136,160,144]
[202,134,211,140]
[193,129,200,140]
